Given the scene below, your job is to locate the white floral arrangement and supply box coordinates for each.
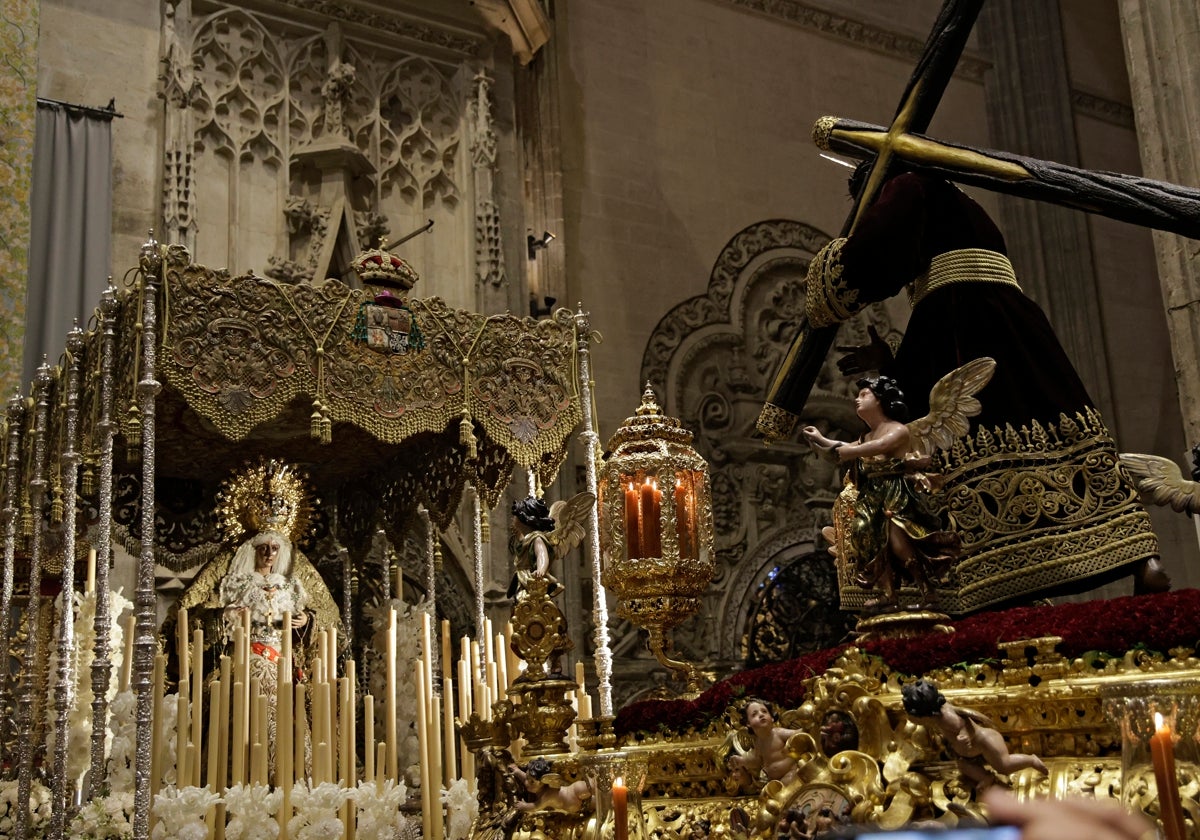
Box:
[68,790,135,838]
[46,585,133,784]
[106,689,137,791]
[0,778,54,838]
[363,595,426,784]
[441,778,478,840]
[354,779,408,840]
[150,784,221,840]
[288,780,353,840]
[224,782,282,840]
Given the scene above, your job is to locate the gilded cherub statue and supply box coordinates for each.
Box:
[728,698,801,787]
[803,358,995,611]
[507,492,595,679]
[901,679,1047,789]
[511,757,593,814]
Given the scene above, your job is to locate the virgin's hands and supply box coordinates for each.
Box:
[836,325,893,375]
[291,611,308,628]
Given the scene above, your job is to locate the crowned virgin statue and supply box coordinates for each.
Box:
[172,459,340,772]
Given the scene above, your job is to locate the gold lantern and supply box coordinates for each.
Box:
[600,385,714,696]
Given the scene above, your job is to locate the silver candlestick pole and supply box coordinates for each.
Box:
[89,284,120,796]
[131,238,164,840]
[420,505,440,688]
[573,306,612,717]
[0,395,25,765]
[16,360,54,839]
[471,485,485,675]
[49,325,86,839]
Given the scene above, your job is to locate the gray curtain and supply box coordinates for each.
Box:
[24,102,113,389]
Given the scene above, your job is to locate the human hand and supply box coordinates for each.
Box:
[981,789,1152,840]
[291,611,308,628]
[836,325,893,375]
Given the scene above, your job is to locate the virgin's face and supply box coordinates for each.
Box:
[254,540,280,573]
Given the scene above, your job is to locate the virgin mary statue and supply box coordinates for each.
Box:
[172,459,340,768]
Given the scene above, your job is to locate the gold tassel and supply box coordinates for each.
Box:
[321,404,332,445]
[124,404,142,462]
[19,499,32,539]
[459,410,477,461]
[311,400,324,441]
[81,462,96,498]
[50,485,64,523]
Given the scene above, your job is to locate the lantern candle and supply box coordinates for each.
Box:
[640,479,662,557]
[612,776,629,840]
[624,483,641,558]
[674,480,694,560]
[1151,712,1186,840]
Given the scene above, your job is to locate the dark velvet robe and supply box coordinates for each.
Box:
[840,172,1091,429]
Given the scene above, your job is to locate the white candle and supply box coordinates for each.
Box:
[386,607,398,780]
[191,628,203,786]
[496,632,509,690]
[150,654,166,797]
[364,694,375,786]
[176,687,190,788]
[441,620,452,682]
[85,547,96,595]
[483,618,494,667]
[416,664,432,840]
[119,613,134,692]
[294,682,306,785]
[443,676,457,784]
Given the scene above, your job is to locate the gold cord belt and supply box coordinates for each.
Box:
[911,248,1021,307]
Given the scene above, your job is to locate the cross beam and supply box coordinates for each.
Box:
[816,116,1200,240]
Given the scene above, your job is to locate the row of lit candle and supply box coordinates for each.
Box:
[621,477,699,560]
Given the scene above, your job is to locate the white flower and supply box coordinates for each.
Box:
[151,784,221,840]
[224,783,282,840]
[289,780,352,840]
[68,792,135,839]
[441,778,477,840]
[354,779,408,840]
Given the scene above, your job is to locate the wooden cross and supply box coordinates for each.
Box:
[761,0,1200,431]
[762,0,984,429]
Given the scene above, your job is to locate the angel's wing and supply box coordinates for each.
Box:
[1120,452,1200,515]
[548,490,597,555]
[906,357,997,457]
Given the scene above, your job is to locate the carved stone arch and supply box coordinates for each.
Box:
[635,219,895,673]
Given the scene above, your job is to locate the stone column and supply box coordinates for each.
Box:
[1118,0,1200,447]
[977,0,1116,424]
[0,0,39,395]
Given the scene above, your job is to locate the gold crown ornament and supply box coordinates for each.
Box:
[214,458,316,545]
[351,244,419,299]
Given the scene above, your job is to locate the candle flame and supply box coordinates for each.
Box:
[614,775,624,787]
[1156,711,1165,729]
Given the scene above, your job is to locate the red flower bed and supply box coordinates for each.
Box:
[614,589,1200,737]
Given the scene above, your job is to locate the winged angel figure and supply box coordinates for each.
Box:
[507,491,596,678]
[803,358,996,611]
